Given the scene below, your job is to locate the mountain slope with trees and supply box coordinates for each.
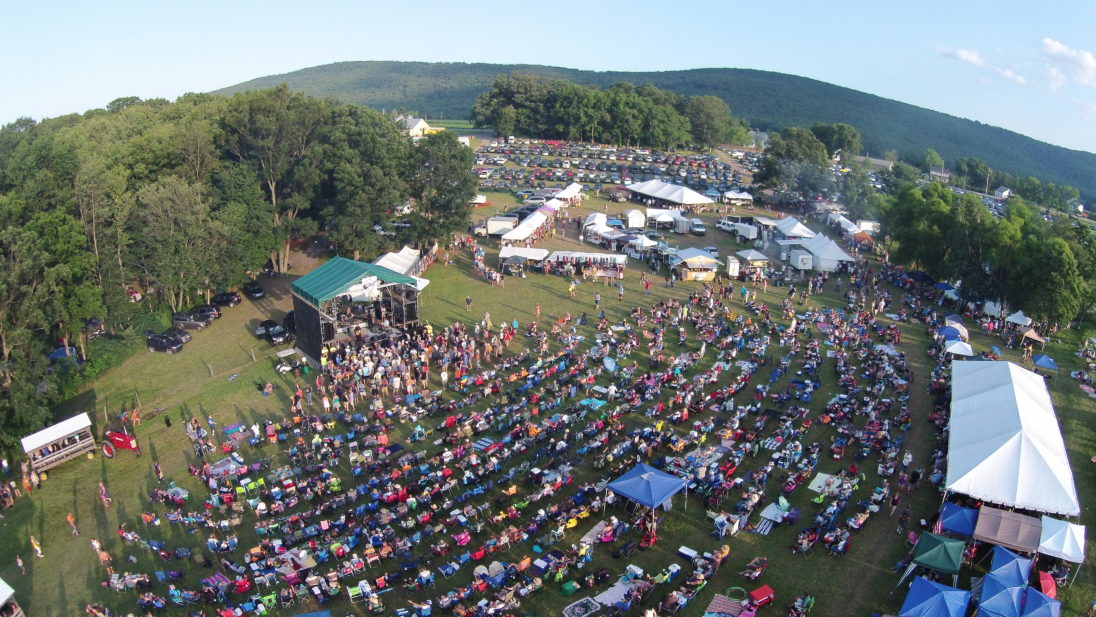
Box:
[216,61,1096,200]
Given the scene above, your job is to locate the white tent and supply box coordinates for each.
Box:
[1006,310,1032,326]
[723,190,753,204]
[1038,516,1086,563]
[627,179,713,205]
[622,209,646,228]
[736,249,769,265]
[584,212,608,229]
[498,247,549,262]
[553,183,583,200]
[372,246,421,276]
[774,216,816,239]
[982,301,1004,318]
[628,236,657,250]
[545,251,627,266]
[946,362,1080,516]
[670,247,721,268]
[502,211,548,241]
[800,236,854,271]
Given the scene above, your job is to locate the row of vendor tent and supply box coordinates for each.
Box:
[945,361,1079,516]
[583,209,650,232]
[936,503,1085,566]
[755,215,815,240]
[544,250,627,266]
[501,198,565,242]
[899,572,1059,617]
[626,179,713,205]
[497,246,549,264]
[795,235,855,272]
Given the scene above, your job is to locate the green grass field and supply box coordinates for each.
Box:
[1,196,1092,617]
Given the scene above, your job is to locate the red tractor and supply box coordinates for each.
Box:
[102,424,141,458]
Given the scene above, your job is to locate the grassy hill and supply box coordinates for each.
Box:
[216,61,1096,199]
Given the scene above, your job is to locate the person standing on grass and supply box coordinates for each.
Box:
[29,535,42,558]
[594,293,601,309]
[67,512,80,535]
[98,482,112,508]
[154,461,164,484]
[909,467,922,491]
[15,554,25,575]
[465,296,472,311]
[889,492,901,517]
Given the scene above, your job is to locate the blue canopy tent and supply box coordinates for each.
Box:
[607,463,687,516]
[898,576,970,617]
[939,503,979,537]
[939,326,962,340]
[979,572,1024,617]
[989,545,1032,587]
[1032,354,1058,371]
[935,282,956,291]
[294,612,333,617]
[1021,587,1060,617]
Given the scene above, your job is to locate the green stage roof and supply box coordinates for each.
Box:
[291,257,417,306]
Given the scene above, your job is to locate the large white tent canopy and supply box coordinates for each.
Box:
[372,246,420,276]
[800,236,854,262]
[627,179,713,205]
[946,362,1080,516]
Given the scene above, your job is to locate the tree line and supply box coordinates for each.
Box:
[470,73,749,150]
[879,184,1092,326]
[0,86,475,447]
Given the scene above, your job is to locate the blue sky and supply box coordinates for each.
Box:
[3,1,1095,154]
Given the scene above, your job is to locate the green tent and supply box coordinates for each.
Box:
[896,533,966,588]
[291,257,418,306]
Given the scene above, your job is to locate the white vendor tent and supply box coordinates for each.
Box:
[498,247,549,262]
[545,251,627,266]
[723,190,753,204]
[622,209,646,228]
[502,211,548,241]
[945,362,1080,516]
[1038,516,1086,563]
[584,212,608,229]
[646,208,686,223]
[1006,310,1033,326]
[800,236,855,272]
[628,235,657,250]
[554,182,583,201]
[773,216,815,240]
[736,249,769,266]
[627,179,713,205]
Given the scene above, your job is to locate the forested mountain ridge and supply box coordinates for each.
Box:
[216,61,1096,200]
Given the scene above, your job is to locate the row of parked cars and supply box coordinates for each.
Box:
[147,281,268,354]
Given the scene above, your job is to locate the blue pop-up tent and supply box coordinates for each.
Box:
[989,545,1032,587]
[1032,354,1058,371]
[939,326,963,340]
[607,463,686,511]
[898,576,970,617]
[1021,587,1060,617]
[939,503,979,537]
[979,572,1024,617]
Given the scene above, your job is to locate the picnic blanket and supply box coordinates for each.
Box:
[581,520,608,544]
[703,593,747,616]
[807,473,839,494]
[563,597,601,617]
[201,572,230,589]
[1080,383,1096,399]
[593,580,641,607]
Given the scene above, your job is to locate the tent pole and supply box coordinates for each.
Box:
[1070,563,1081,588]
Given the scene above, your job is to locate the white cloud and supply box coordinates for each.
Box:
[1049,68,1067,92]
[941,47,1027,85]
[1041,38,1096,86]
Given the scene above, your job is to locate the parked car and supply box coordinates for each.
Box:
[190,305,221,320]
[242,280,265,299]
[256,320,291,345]
[703,246,719,258]
[211,292,241,307]
[162,328,192,344]
[172,312,209,330]
[147,332,183,354]
[690,218,707,235]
